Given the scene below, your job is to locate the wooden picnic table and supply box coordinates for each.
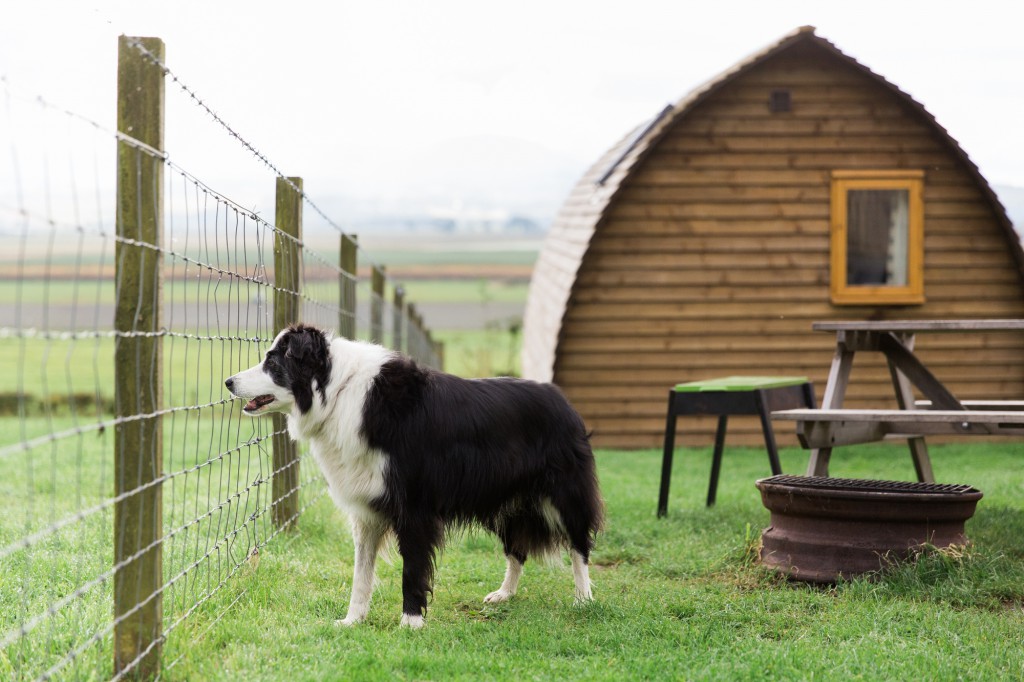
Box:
[772,319,1024,480]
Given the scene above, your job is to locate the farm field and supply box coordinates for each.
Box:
[4,232,1024,679]
[0,233,536,384]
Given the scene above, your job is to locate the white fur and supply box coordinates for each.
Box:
[335,515,388,626]
[281,339,398,626]
[228,332,595,627]
[484,556,523,603]
[400,613,425,629]
[227,331,295,415]
[571,550,593,603]
[229,335,400,623]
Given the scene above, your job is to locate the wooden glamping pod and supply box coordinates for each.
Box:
[522,26,1024,449]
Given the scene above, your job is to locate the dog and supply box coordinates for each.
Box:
[224,324,603,628]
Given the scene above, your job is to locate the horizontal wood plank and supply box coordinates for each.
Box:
[526,36,1024,451]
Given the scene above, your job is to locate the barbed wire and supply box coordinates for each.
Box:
[33,456,325,682]
[122,39,344,236]
[0,427,278,567]
[1,74,169,163]
[1,36,443,682]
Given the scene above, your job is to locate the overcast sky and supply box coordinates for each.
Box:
[2,1,1023,225]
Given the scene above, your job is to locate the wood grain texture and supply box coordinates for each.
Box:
[522,29,1024,449]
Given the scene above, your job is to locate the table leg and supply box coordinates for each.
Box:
[886,333,935,483]
[806,343,855,477]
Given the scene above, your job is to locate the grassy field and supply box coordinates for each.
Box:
[6,237,1024,679]
[5,436,1023,680]
[0,414,320,681]
[156,443,1024,680]
[0,270,528,416]
[1,277,530,307]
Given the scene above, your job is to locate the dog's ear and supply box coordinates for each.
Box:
[282,326,331,413]
[284,337,306,362]
[284,326,321,362]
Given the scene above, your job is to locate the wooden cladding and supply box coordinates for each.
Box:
[526,30,1024,449]
[559,46,1023,448]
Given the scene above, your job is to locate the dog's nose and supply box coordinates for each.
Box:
[225,377,235,391]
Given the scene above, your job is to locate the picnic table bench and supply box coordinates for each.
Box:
[772,319,1024,481]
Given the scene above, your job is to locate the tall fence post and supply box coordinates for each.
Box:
[370,265,385,345]
[406,303,419,359]
[339,234,357,339]
[273,176,303,530]
[114,35,165,680]
[393,285,405,354]
[433,339,445,371]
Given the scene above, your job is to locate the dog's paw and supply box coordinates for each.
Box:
[334,615,363,627]
[400,613,425,629]
[573,590,594,606]
[484,589,514,604]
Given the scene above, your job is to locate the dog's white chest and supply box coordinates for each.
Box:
[312,441,388,511]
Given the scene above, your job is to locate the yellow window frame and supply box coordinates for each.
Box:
[830,170,925,305]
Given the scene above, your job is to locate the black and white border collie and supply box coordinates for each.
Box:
[225,324,603,628]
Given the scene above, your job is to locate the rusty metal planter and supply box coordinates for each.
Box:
[755,475,982,582]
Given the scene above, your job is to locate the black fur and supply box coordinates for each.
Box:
[360,355,604,619]
[264,324,332,413]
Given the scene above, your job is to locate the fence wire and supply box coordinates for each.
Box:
[1,41,440,681]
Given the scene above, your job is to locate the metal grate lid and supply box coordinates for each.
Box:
[759,475,979,496]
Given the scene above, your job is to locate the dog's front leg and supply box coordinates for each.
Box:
[396,517,441,629]
[337,516,386,626]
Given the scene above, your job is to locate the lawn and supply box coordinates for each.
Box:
[5,243,1023,680]
[154,442,1024,681]
[3,416,1024,679]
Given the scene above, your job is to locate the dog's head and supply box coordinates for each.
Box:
[224,324,332,416]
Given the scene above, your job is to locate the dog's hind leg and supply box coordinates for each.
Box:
[484,552,525,604]
[548,489,600,604]
[337,515,387,626]
[570,549,593,603]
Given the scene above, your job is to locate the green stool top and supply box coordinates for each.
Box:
[674,375,809,393]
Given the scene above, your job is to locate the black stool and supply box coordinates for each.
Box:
[658,376,815,515]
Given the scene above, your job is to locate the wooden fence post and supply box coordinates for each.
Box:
[393,285,405,353]
[433,339,445,371]
[406,302,419,359]
[114,35,165,680]
[272,176,303,530]
[370,266,385,345]
[339,234,357,339]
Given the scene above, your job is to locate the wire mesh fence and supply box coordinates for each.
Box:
[1,36,441,680]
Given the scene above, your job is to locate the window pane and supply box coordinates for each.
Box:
[846,189,909,286]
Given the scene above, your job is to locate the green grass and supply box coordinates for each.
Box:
[0,414,320,681]
[0,325,520,418]
[6,247,1024,678]
[145,444,1024,679]
[3,418,1024,679]
[0,335,267,417]
[156,443,1024,680]
[398,279,528,304]
[0,277,529,307]
[434,327,523,378]
[0,275,523,409]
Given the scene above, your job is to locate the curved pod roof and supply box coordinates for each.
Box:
[522,26,1023,383]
